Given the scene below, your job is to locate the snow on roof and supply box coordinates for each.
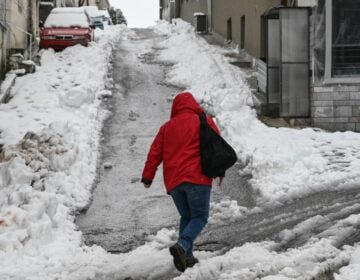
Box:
[44,12,89,28]
[51,7,85,14]
[83,6,99,12]
[83,6,103,18]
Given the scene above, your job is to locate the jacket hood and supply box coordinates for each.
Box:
[170,92,203,118]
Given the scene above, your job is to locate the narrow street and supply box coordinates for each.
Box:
[76,28,255,253]
[2,0,360,279]
[76,29,179,252]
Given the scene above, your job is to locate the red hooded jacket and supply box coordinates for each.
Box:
[142,92,221,193]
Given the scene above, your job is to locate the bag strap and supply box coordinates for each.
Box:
[199,112,207,125]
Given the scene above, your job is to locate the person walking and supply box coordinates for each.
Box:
[141,92,223,272]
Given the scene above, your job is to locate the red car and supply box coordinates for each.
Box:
[40,8,94,51]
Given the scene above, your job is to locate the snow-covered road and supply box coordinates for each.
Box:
[76,28,258,254]
[76,29,180,252]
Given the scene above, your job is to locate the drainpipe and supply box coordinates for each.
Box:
[28,0,33,57]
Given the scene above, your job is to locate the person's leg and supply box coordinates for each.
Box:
[170,185,191,236]
[169,185,191,272]
[177,184,211,258]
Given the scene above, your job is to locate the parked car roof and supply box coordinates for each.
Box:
[83,6,100,16]
[51,7,86,14]
[98,10,110,18]
[44,12,90,28]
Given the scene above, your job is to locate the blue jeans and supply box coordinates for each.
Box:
[170,183,211,257]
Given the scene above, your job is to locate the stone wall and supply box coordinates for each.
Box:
[312,85,360,132]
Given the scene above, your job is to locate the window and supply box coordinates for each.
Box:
[325,0,360,81]
[332,0,360,76]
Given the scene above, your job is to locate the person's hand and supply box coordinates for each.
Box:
[141,178,152,189]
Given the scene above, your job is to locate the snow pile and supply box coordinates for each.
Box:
[336,246,360,280]
[0,25,127,279]
[174,239,351,280]
[209,199,249,225]
[154,19,360,204]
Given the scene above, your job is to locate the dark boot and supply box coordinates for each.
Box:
[169,243,187,272]
[186,256,199,268]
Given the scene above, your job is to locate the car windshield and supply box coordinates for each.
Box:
[91,16,104,23]
[44,13,89,28]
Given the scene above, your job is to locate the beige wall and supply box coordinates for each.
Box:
[180,0,209,26]
[0,0,39,78]
[8,0,28,50]
[97,0,110,10]
[212,0,282,57]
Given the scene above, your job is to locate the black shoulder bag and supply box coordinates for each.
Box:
[199,112,237,178]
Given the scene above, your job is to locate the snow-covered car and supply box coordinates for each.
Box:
[83,6,105,30]
[40,7,94,51]
[98,10,112,25]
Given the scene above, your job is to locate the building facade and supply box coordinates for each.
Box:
[212,0,284,57]
[72,0,110,9]
[311,0,360,131]
[0,0,39,79]
[160,0,360,132]
[179,0,210,31]
[160,0,211,32]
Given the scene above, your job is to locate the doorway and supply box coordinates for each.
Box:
[240,15,245,49]
[265,8,310,117]
[227,18,232,42]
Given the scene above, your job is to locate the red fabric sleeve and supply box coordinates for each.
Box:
[142,125,165,181]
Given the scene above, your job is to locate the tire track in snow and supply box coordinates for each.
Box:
[197,187,360,253]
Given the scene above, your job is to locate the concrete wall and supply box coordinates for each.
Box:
[179,0,209,29]
[212,0,281,57]
[74,0,110,9]
[31,1,40,37]
[87,0,110,10]
[161,0,174,22]
[97,0,110,10]
[8,0,28,51]
[0,0,39,79]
